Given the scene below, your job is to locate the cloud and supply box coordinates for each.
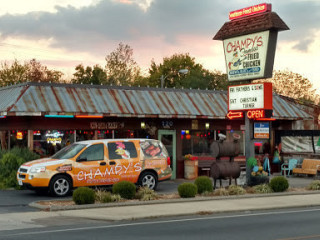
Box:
[0,0,318,57]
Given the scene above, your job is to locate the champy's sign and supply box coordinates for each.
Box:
[223,31,270,81]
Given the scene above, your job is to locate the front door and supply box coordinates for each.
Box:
[158,130,176,179]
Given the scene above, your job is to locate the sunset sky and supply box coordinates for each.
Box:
[0,0,319,92]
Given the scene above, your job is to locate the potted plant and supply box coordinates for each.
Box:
[247,157,269,186]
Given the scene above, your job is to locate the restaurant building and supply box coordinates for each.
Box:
[0,82,317,178]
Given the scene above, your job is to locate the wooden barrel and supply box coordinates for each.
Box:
[210,162,241,179]
[210,142,240,158]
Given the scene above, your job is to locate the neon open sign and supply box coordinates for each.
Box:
[229,3,272,21]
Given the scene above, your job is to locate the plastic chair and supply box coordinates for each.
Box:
[281,159,298,176]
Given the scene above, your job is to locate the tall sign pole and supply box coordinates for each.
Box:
[213,3,289,185]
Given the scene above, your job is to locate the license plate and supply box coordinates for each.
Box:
[18,180,23,186]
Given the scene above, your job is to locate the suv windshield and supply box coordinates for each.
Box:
[51,143,87,159]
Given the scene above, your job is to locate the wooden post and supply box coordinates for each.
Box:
[27,130,33,151]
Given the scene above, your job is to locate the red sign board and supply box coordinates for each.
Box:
[229,3,271,21]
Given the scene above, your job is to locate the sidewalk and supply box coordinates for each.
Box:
[1,176,319,231]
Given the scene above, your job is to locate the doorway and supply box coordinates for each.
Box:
[158,130,176,179]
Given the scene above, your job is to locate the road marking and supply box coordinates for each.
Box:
[277,234,320,240]
[2,208,320,237]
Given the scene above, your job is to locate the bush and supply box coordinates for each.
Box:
[0,147,39,189]
[112,181,136,199]
[178,183,197,198]
[228,185,246,195]
[270,176,289,192]
[194,176,213,194]
[136,187,158,201]
[253,184,273,194]
[0,153,24,189]
[73,187,95,205]
[307,180,320,190]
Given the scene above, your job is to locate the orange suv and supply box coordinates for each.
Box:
[17,139,172,197]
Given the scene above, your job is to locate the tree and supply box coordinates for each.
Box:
[27,59,63,83]
[254,70,319,104]
[0,59,63,87]
[72,64,107,85]
[148,53,228,90]
[105,43,141,86]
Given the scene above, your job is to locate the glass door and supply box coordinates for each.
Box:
[158,130,176,179]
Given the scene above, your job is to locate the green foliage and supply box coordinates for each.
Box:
[147,53,228,90]
[73,187,95,205]
[0,153,24,189]
[213,188,229,196]
[307,180,320,190]
[269,176,289,192]
[0,59,63,87]
[105,42,142,86]
[178,183,197,198]
[194,176,213,194]
[71,64,107,85]
[136,187,158,201]
[228,185,246,195]
[112,181,136,199]
[247,157,258,168]
[253,184,273,194]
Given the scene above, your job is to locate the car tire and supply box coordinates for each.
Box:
[49,175,72,197]
[138,172,158,190]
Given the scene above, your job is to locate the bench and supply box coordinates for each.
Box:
[292,159,320,177]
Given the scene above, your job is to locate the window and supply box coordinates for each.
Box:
[108,141,137,160]
[281,136,313,153]
[78,144,104,161]
[52,143,86,159]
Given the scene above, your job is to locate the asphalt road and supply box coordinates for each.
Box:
[1,207,320,240]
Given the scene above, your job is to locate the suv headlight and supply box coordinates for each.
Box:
[30,166,46,173]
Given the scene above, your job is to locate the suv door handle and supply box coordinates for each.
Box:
[109,161,116,165]
[100,162,106,166]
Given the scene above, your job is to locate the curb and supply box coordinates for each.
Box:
[30,190,320,212]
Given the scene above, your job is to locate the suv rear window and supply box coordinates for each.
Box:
[108,141,138,160]
[140,140,168,158]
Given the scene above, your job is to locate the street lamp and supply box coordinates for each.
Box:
[160,69,189,88]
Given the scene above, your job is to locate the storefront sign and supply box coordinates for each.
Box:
[16,131,23,140]
[228,82,272,111]
[254,122,270,139]
[224,31,270,81]
[229,3,271,20]
[161,120,173,129]
[46,131,64,145]
[90,122,125,130]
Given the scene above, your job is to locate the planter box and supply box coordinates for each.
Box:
[184,160,198,180]
[248,175,269,186]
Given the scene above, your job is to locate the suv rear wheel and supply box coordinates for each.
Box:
[138,172,158,190]
[49,175,72,197]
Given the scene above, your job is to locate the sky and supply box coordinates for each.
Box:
[0,0,319,92]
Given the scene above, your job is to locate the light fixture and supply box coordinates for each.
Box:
[205,123,210,129]
[75,115,103,118]
[45,115,74,118]
[141,122,146,129]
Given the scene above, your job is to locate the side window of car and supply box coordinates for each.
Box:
[108,142,138,160]
[78,144,104,161]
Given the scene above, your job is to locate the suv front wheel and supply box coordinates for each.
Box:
[138,172,158,190]
[49,175,72,197]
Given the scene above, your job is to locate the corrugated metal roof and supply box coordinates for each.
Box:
[0,82,312,120]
